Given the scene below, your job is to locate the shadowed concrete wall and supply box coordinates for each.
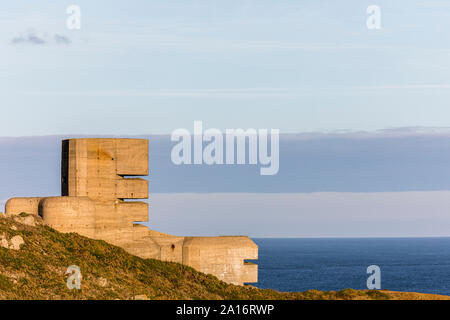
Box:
[6,138,258,285]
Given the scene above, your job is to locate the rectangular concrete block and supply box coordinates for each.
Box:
[115,139,149,176]
[115,178,148,199]
[116,201,148,222]
[242,262,258,284]
[182,236,258,285]
[62,138,149,201]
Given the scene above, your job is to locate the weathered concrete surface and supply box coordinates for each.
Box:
[61,138,149,200]
[183,236,258,285]
[5,138,258,285]
[5,197,44,216]
[39,196,96,239]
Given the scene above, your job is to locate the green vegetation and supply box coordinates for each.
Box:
[0,213,447,300]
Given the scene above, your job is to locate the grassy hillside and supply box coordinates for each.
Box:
[0,213,448,300]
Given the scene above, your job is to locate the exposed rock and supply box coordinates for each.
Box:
[3,271,24,284]
[9,235,25,250]
[97,277,108,287]
[13,214,41,227]
[0,234,9,249]
[0,233,25,250]
[133,294,149,300]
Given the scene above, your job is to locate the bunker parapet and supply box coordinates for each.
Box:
[5,138,258,285]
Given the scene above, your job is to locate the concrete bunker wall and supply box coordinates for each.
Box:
[39,196,96,239]
[4,138,258,285]
[5,197,44,216]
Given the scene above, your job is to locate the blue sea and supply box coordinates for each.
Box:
[252,238,450,295]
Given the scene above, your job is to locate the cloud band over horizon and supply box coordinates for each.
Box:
[1,132,450,236]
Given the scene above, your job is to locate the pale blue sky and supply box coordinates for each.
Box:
[1,0,450,136]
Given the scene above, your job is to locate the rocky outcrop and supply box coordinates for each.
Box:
[0,234,24,250]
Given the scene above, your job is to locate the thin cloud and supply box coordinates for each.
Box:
[92,32,403,51]
[54,34,71,45]
[10,31,45,45]
[358,84,450,90]
[16,85,450,99]
[19,88,298,99]
[10,30,71,46]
